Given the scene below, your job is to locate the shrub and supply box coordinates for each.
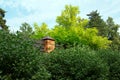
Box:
[42,45,109,80]
[97,49,120,80]
[0,30,50,80]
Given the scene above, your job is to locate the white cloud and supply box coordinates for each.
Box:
[7,11,58,31]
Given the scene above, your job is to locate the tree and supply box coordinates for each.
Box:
[106,17,115,40]
[0,8,8,30]
[56,5,80,28]
[17,22,33,38]
[32,22,50,39]
[87,10,107,36]
[106,17,120,50]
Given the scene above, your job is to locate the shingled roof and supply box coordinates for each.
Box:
[42,36,55,41]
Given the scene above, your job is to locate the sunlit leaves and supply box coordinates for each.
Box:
[32,22,50,39]
[56,5,80,28]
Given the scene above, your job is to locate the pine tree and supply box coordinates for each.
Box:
[87,10,107,36]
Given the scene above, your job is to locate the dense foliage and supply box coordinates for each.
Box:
[0,30,50,80]
[49,26,111,49]
[42,46,109,80]
[44,46,120,80]
[0,30,120,80]
[97,49,120,80]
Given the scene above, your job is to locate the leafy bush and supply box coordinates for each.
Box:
[97,49,120,80]
[0,30,119,80]
[0,30,50,80]
[42,45,109,80]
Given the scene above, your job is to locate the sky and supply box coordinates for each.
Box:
[0,0,120,32]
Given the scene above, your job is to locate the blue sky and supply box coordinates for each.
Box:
[0,0,120,32]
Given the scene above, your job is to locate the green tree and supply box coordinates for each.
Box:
[87,10,107,36]
[56,5,80,28]
[106,17,120,50]
[32,22,50,39]
[106,17,118,40]
[17,22,33,38]
[0,8,8,30]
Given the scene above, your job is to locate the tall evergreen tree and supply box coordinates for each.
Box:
[87,10,107,36]
[0,8,8,30]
